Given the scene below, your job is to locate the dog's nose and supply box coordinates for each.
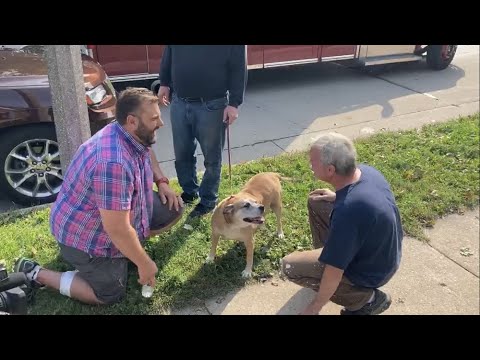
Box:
[259,205,265,212]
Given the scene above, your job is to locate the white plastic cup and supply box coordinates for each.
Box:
[142,285,154,298]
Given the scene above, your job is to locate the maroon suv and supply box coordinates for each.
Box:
[0,45,117,206]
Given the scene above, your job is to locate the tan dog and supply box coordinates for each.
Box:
[206,172,286,278]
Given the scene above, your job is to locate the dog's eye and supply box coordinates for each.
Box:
[244,203,251,208]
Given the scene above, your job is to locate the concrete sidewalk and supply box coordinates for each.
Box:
[170,209,479,315]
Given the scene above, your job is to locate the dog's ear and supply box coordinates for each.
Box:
[223,204,235,214]
[223,204,235,224]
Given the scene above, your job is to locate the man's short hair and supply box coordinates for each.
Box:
[311,133,357,176]
[115,87,159,125]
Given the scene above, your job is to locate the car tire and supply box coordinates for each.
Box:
[426,45,457,70]
[0,125,62,206]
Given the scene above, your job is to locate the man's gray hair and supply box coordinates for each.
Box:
[311,133,357,176]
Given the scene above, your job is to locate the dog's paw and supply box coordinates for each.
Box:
[205,255,215,264]
[277,231,285,239]
[241,269,252,278]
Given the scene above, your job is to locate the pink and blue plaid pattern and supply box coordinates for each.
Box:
[50,122,153,258]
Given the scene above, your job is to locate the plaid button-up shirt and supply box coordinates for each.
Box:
[50,122,154,258]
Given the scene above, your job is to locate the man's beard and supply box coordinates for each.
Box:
[135,120,157,146]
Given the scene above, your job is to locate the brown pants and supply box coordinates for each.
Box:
[281,196,373,311]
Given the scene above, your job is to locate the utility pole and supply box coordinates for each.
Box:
[45,45,91,173]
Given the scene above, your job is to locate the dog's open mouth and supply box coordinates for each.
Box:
[243,216,265,224]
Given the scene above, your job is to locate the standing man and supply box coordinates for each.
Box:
[158,45,247,217]
[281,133,403,315]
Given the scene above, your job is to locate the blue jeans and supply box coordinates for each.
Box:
[170,94,227,208]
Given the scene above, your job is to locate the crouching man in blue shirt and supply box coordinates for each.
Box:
[281,133,403,315]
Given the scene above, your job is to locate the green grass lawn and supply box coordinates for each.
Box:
[0,113,478,315]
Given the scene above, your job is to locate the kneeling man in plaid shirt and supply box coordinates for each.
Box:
[14,87,184,305]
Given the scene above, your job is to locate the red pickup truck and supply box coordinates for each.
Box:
[84,45,458,92]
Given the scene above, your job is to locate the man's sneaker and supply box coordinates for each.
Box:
[181,192,199,205]
[13,257,44,302]
[340,289,392,315]
[189,203,215,218]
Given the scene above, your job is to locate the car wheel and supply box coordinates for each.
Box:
[426,45,457,70]
[0,125,63,206]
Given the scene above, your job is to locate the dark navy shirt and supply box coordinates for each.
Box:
[319,164,403,288]
[158,45,247,108]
